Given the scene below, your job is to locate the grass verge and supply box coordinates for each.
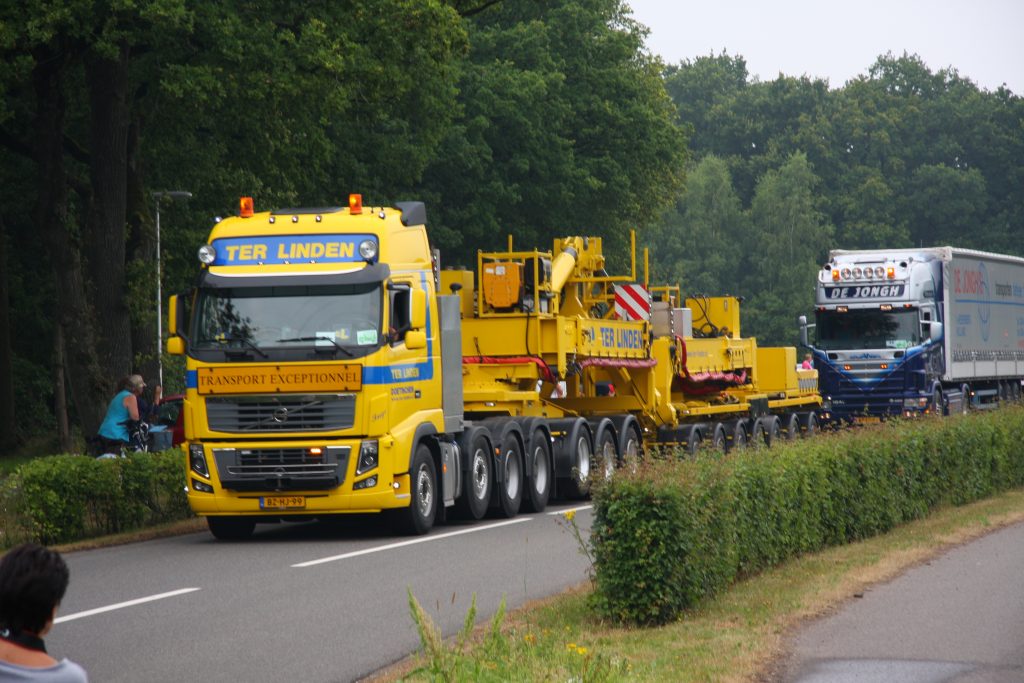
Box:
[366,488,1024,682]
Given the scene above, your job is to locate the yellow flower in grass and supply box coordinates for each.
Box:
[576,646,588,656]
[564,509,576,522]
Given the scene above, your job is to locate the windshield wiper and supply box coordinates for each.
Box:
[209,333,268,359]
[277,336,354,357]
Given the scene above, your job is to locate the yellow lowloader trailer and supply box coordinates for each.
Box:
[167,195,819,539]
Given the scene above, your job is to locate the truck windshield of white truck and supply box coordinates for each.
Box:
[815,307,922,350]
[192,283,382,356]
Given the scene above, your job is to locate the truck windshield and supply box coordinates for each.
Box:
[815,308,921,350]
[192,283,382,351]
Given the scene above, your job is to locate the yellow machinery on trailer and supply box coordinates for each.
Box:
[168,195,819,539]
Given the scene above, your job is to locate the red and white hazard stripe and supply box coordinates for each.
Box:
[614,284,651,321]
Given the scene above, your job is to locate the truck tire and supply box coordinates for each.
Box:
[491,430,523,518]
[207,516,255,541]
[800,411,818,437]
[725,420,747,452]
[522,427,552,513]
[395,444,437,535]
[960,384,971,415]
[612,415,643,472]
[711,423,727,451]
[454,429,492,521]
[782,413,800,440]
[560,419,594,499]
[761,416,782,447]
[684,426,702,456]
[590,419,617,482]
[749,418,767,448]
[932,388,944,416]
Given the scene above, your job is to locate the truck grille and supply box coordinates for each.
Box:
[206,395,355,433]
[212,446,350,492]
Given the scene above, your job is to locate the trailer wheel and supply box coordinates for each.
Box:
[782,413,801,440]
[207,516,255,541]
[1014,382,1021,401]
[492,432,523,518]
[761,416,782,447]
[960,384,971,415]
[522,427,551,513]
[725,420,747,452]
[395,445,437,535]
[684,426,702,456]
[749,419,767,448]
[711,423,727,451]
[562,421,594,499]
[593,423,617,482]
[614,416,643,472]
[800,411,818,437]
[454,429,492,520]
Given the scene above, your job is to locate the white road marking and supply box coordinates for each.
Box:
[55,587,202,624]
[547,504,592,516]
[293,517,532,568]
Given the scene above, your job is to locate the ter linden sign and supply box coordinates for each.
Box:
[197,364,361,394]
[210,234,376,266]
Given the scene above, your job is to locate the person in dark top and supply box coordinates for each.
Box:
[0,543,88,681]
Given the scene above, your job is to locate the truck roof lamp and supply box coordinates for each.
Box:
[832,269,840,281]
[198,244,216,264]
[240,196,254,218]
[358,239,378,263]
[887,266,895,279]
[349,193,363,215]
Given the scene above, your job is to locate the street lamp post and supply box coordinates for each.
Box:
[152,190,192,388]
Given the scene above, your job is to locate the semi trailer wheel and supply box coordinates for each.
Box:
[522,427,552,513]
[454,428,492,520]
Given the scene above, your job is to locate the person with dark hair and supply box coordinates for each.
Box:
[0,544,87,681]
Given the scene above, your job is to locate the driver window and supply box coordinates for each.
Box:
[389,286,412,344]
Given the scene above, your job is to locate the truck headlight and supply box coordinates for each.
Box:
[358,239,378,262]
[356,440,379,475]
[189,443,210,478]
[198,244,216,265]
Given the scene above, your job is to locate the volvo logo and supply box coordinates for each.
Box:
[273,407,289,423]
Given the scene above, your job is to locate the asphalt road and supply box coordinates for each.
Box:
[45,505,593,683]
[777,521,1024,683]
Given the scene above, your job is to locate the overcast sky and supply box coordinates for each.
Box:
[625,0,1023,94]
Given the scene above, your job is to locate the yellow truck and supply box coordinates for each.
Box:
[168,195,820,539]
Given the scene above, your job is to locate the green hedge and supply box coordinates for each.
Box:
[0,450,191,546]
[590,407,1024,626]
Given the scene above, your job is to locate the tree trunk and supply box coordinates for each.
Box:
[84,45,133,383]
[32,42,109,435]
[53,325,71,453]
[126,114,158,386]
[0,213,16,452]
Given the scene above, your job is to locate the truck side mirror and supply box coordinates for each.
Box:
[405,329,426,350]
[167,336,185,356]
[798,315,809,347]
[927,321,943,342]
[168,294,180,336]
[411,288,427,330]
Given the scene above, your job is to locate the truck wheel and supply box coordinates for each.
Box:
[396,445,436,535]
[960,384,971,415]
[454,430,492,520]
[800,412,818,437]
[782,413,800,440]
[762,416,782,447]
[592,422,617,482]
[711,423,727,451]
[522,428,551,513]
[492,432,523,518]
[563,421,594,499]
[207,516,255,541]
[749,419,767,448]
[725,420,747,452]
[614,416,643,472]
[684,426,702,456]
[932,388,944,416]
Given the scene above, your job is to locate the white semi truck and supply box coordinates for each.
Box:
[800,247,1024,423]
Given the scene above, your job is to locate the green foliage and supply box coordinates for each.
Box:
[590,408,1024,626]
[0,449,189,546]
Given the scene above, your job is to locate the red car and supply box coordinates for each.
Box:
[155,393,185,447]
